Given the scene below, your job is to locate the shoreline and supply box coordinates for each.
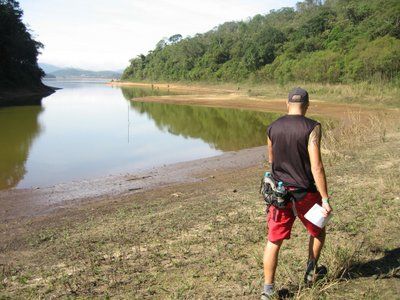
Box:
[0,83,56,106]
[109,81,387,119]
[1,81,399,298]
[0,146,265,222]
[0,81,393,221]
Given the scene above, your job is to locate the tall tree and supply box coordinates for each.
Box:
[0,0,44,88]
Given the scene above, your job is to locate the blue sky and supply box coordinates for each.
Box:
[20,0,298,71]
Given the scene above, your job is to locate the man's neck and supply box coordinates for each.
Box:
[287,111,304,115]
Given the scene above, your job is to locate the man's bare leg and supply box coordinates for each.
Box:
[308,228,325,262]
[305,229,326,283]
[263,239,283,284]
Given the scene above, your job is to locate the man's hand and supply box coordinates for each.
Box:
[322,202,332,217]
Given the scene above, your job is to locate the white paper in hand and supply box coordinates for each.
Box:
[304,203,332,228]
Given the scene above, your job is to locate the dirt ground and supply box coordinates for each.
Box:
[1,82,399,299]
[109,81,385,119]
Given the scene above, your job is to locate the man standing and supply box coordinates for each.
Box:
[261,88,332,299]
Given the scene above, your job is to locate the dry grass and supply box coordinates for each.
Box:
[1,100,400,299]
[243,82,400,108]
[321,110,393,162]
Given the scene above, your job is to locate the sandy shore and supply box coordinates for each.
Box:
[109,81,383,119]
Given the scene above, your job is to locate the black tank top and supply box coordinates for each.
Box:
[267,115,320,189]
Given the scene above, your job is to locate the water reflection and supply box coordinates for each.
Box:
[122,89,281,151]
[0,93,48,107]
[0,106,43,189]
[0,83,283,190]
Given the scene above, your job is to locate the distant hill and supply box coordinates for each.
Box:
[47,67,121,79]
[44,73,56,79]
[39,63,62,74]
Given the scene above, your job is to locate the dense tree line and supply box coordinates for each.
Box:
[122,0,400,84]
[0,0,44,89]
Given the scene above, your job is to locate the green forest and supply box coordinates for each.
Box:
[0,0,44,89]
[122,0,400,84]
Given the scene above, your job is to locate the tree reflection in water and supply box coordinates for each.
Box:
[122,87,281,151]
[0,105,43,189]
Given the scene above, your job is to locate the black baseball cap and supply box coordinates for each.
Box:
[288,87,309,103]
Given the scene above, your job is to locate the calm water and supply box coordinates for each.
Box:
[0,80,281,190]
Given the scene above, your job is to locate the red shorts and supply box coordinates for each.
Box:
[267,192,323,242]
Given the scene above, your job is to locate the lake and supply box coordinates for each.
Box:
[0,80,281,190]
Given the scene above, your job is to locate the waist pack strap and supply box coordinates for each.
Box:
[290,190,307,201]
[287,186,317,201]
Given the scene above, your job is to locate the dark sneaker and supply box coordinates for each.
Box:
[261,292,274,300]
[304,260,316,285]
[304,265,328,285]
[304,270,314,285]
[316,265,328,280]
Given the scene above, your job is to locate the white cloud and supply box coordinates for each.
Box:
[19,0,298,71]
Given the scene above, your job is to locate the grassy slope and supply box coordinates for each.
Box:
[0,93,399,299]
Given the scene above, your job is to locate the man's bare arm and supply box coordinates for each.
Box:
[308,125,331,214]
[267,137,273,164]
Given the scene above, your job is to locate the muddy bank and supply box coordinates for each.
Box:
[107,81,233,94]
[0,83,56,106]
[110,81,385,120]
[0,146,266,222]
